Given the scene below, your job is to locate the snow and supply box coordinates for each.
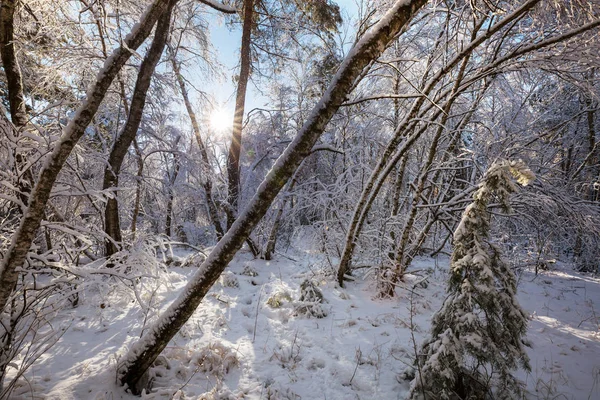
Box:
[198,0,238,14]
[4,249,600,399]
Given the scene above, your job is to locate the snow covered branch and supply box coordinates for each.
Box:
[198,0,237,14]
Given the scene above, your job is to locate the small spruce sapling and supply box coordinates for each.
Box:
[410,160,535,400]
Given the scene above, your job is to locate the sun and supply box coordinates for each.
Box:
[209,107,233,133]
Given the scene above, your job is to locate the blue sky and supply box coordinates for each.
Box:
[202,0,360,123]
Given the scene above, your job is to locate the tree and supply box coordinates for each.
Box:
[102,0,177,257]
[226,0,253,230]
[116,0,428,392]
[0,0,27,127]
[410,160,534,400]
[168,46,225,240]
[336,0,600,287]
[225,0,342,232]
[0,0,34,215]
[0,0,173,324]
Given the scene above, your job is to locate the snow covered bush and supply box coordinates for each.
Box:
[0,274,70,398]
[193,342,239,378]
[197,384,238,400]
[267,291,292,309]
[293,280,327,318]
[219,271,239,288]
[240,264,259,277]
[410,160,534,400]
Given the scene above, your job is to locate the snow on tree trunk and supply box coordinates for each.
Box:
[410,160,535,400]
[169,47,225,240]
[102,0,177,257]
[116,0,428,393]
[0,0,172,314]
[336,0,544,287]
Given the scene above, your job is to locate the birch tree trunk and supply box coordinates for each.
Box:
[336,0,543,286]
[0,0,172,313]
[103,0,176,257]
[117,0,428,393]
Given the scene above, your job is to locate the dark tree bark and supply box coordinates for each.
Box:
[263,179,296,260]
[0,0,35,214]
[198,0,237,14]
[102,0,176,257]
[117,0,428,393]
[226,0,254,230]
[0,0,173,313]
[0,0,27,128]
[584,70,599,200]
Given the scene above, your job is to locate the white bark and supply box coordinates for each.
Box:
[0,0,173,313]
[117,0,429,393]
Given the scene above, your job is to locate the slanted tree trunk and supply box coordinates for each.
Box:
[336,0,543,286]
[115,75,145,238]
[117,0,428,393]
[226,0,254,230]
[386,46,475,296]
[165,137,181,238]
[168,48,225,239]
[0,0,173,314]
[102,0,176,257]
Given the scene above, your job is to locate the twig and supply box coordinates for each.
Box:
[274,250,298,262]
[348,347,362,385]
[253,286,264,343]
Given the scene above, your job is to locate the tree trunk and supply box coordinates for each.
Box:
[226,0,254,230]
[102,0,176,257]
[130,138,144,238]
[584,73,598,201]
[0,0,27,128]
[0,0,173,314]
[168,48,225,240]
[117,0,427,393]
[336,1,541,286]
[388,47,474,292]
[0,0,34,214]
[165,138,181,238]
[263,179,296,260]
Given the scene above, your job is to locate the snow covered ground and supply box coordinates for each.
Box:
[5,247,600,399]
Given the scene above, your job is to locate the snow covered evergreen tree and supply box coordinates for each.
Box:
[410,160,535,400]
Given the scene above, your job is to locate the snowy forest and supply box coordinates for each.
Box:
[1,0,599,398]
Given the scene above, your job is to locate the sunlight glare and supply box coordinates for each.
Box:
[209,108,233,133]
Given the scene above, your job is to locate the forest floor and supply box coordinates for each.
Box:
[6,243,600,400]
